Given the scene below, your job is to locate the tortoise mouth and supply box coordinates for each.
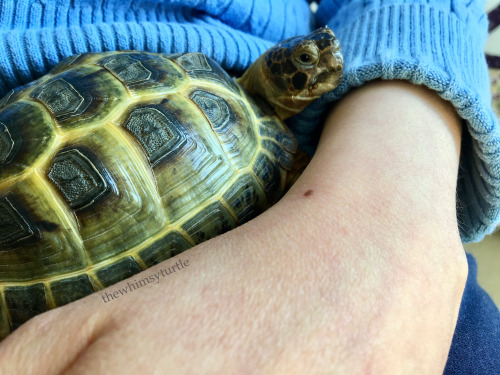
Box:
[309,68,343,96]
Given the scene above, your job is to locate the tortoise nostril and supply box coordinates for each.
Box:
[312,71,330,85]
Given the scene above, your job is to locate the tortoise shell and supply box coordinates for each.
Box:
[0,51,296,337]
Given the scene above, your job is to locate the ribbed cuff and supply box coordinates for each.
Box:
[289,2,500,242]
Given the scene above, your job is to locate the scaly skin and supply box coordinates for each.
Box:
[237,26,343,120]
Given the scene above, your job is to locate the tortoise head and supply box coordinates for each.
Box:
[238,27,343,120]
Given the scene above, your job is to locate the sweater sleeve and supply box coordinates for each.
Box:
[288,0,500,242]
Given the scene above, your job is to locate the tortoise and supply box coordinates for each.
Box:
[0,27,343,338]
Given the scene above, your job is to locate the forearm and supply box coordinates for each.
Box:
[245,79,467,372]
[293,79,467,372]
[307,79,463,250]
[0,81,468,375]
[186,80,467,372]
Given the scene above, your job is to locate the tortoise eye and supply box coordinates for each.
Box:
[300,53,311,63]
[293,46,319,67]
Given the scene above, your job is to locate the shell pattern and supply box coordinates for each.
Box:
[0,51,296,338]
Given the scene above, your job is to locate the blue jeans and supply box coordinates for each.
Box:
[444,253,500,374]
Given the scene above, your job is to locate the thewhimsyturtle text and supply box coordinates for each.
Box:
[101,258,190,303]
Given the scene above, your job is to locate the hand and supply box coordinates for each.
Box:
[0,81,468,374]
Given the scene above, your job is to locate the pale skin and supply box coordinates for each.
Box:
[0,80,467,374]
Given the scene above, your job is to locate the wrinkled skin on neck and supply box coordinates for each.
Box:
[237,27,343,120]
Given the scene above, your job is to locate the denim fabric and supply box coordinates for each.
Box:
[445,253,500,374]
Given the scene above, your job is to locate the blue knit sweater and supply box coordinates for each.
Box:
[0,0,499,372]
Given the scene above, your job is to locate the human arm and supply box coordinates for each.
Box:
[0,80,467,374]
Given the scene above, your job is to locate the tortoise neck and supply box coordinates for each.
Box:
[236,57,263,101]
[236,57,297,121]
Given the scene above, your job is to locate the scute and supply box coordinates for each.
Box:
[4,284,48,330]
[0,100,56,178]
[95,257,143,288]
[0,179,87,281]
[0,124,14,164]
[101,54,152,83]
[50,275,96,306]
[182,201,237,244]
[97,52,186,97]
[138,231,192,267]
[0,196,34,245]
[30,65,128,129]
[49,127,167,264]
[122,103,186,166]
[49,53,91,74]
[191,90,232,129]
[252,152,287,204]
[48,148,110,210]
[190,89,259,170]
[222,173,268,224]
[261,139,294,170]
[35,78,86,117]
[258,118,297,153]
[171,52,240,93]
[0,302,9,339]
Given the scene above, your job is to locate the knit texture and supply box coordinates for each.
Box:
[289,0,500,243]
[0,0,312,95]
